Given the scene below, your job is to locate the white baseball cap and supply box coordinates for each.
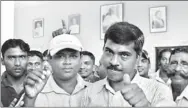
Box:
[49,34,83,56]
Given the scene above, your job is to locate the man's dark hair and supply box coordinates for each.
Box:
[28,50,43,60]
[158,48,172,60]
[171,47,188,56]
[1,39,30,58]
[81,51,95,64]
[104,22,144,56]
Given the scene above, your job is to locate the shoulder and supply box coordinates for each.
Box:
[85,79,105,94]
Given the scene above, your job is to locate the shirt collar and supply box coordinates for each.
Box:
[156,69,172,86]
[176,85,188,101]
[98,72,140,95]
[2,71,13,87]
[41,74,90,94]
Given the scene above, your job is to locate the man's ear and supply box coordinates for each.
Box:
[135,55,141,69]
[1,58,5,65]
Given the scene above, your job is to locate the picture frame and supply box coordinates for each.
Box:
[33,18,44,38]
[155,45,188,71]
[68,14,80,34]
[100,3,123,39]
[149,6,167,33]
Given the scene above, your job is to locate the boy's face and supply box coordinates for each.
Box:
[49,49,81,80]
[101,39,138,82]
[2,46,28,78]
[79,55,94,78]
[27,55,43,73]
[137,56,150,77]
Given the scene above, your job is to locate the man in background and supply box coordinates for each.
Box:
[23,34,90,107]
[169,47,188,106]
[1,39,30,107]
[137,50,151,78]
[151,49,172,87]
[79,51,100,83]
[27,50,43,73]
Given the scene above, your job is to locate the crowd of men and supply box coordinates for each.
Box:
[1,21,188,107]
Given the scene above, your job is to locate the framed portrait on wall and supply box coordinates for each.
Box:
[100,3,123,39]
[68,14,80,34]
[33,18,44,38]
[149,6,167,33]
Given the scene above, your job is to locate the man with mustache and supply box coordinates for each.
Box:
[1,39,30,107]
[23,34,90,107]
[169,47,188,106]
[151,49,172,87]
[82,22,175,107]
[79,51,100,83]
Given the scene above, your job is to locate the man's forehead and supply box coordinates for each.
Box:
[171,52,188,61]
[104,39,135,52]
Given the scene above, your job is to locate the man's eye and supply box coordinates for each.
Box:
[105,49,112,55]
[182,62,188,66]
[35,62,41,66]
[20,55,26,59]
[8,56,14,60]
[121,53,129,58]
[70,55,77,58]
[170,61,177,65]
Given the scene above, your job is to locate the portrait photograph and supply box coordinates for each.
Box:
[149,6,167,33]
[100,3,123,39]
[68,14,80,34]
[33,18,44,38]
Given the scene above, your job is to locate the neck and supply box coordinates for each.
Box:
[84,73,94,79]
[7,72,26,86]
[6,72,26,94]
[159,69,169,83]
[53,75,77,94]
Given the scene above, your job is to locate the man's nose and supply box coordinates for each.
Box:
[109,55,119,66]
[14,58,21,66]
[63,57,71,65]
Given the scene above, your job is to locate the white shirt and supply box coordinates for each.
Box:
[34,74,90,107]
[175,85,188,106]
[150,69,172,89]
[82,72,176,107]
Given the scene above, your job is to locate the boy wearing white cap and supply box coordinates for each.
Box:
[24,34,90,107]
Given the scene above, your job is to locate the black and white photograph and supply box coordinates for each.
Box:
[149,6,167,33]
[33,18,44,38]
[68,14,80,34]
[1,1,188,107]
[100,3,123,39]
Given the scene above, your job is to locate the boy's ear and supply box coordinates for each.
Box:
[1,58,5,65]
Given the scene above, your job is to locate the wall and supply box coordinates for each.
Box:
[1,1,15,74]
[14,1,188,73]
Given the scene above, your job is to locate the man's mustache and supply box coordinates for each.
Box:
[171,71,188,79]
[107,65,122,71]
